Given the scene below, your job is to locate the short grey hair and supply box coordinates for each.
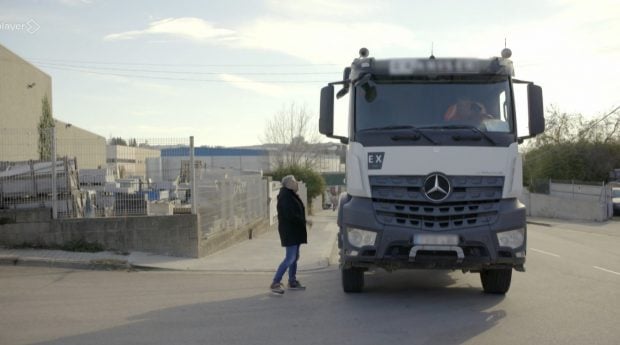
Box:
[281,175,297,189]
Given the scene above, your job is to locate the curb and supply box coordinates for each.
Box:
[125,264,186,272]
[0,256,333,273]
[127,258,332,273]
[527,221,552,227]
[0,256,132,271]
[0,255,18,265]
[0,230,340,273]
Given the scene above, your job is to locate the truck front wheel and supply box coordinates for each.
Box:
[480,268,512,294]
[342,267,364,293]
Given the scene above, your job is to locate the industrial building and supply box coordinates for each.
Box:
[0,44,106,169]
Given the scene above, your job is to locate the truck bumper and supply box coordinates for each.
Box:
[338,196,526,272]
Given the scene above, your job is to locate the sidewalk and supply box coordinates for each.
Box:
[0,209,340,272]
[527,216,620,236]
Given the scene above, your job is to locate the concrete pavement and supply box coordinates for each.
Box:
[0,209,340,272]
[3,220,620,345]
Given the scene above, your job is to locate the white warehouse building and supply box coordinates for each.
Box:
[148,147,341,183]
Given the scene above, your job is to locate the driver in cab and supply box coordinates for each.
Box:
[443,100,494,126]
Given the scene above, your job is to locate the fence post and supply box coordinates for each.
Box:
[51,127,57,219]
[603,182,610,218]
[190,136,197,214]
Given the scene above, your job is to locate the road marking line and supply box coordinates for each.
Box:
[530,248,561,258]
[593,266,620,276]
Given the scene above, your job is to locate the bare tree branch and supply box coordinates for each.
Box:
[261,102,321,169]
[527,104,620,150]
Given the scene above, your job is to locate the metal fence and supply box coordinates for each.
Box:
[0,128,62,214]
[522,179,614,221]
[530,178,608,201]
[196,171,269,236]
[1,128,271,230]
[101,136,193,218]
[1,129,187,218]
[549,179,608,202]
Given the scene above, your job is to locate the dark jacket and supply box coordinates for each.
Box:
[277,187,307,247]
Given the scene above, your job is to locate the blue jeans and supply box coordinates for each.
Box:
[273,245,300,284]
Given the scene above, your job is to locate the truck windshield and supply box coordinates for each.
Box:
[355,79,513,134]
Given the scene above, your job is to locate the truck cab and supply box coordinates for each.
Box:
[319,48,545,294]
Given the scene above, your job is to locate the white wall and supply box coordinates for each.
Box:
[521,189,609,222]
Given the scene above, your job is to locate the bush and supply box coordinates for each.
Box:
[268,165,326,212]
[61,239,104,253]
[524,139,620,185]
[523,106,620,185]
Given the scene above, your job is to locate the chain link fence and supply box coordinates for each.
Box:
[0,128,57,213]
[1,128,270,226]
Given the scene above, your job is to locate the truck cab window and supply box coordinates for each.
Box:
[355,80,513,134]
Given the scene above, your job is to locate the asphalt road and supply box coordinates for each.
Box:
[1,222,619,345]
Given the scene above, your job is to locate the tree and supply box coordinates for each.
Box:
[262,103,329,211]
[37,95,54,161]
[523,105,620,187]
[526,105,620,149]
[261,103,322,169]
[109,137,128,146]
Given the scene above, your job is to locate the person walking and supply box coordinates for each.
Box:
[270,175,311,295]
[330,187,339,211]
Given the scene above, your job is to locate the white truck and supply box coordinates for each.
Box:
[319,48,545,294]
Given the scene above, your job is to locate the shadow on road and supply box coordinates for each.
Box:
[33,269,506,345]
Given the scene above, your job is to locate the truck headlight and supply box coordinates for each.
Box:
[346,228,377,248]
[497,228,525,249]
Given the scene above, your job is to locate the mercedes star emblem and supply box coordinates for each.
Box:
[423,173,451,202]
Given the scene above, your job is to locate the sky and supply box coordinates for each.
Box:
[0,0,619,147]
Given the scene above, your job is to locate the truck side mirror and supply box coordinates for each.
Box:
[320,84,349,144]
[320,85,335,136]
[527,84,545,137]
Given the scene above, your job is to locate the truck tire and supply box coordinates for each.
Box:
[342,267,364,293]
[480,269,512,294]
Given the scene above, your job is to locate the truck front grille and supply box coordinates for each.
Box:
[369,175,504,231]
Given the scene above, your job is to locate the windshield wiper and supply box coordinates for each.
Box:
[418,125,497,146]
[359,126,437,145]
[391,134,421,142]
[359,125,416,132]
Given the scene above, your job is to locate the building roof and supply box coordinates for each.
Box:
[0,44,52,79]
[161,147,269,157]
